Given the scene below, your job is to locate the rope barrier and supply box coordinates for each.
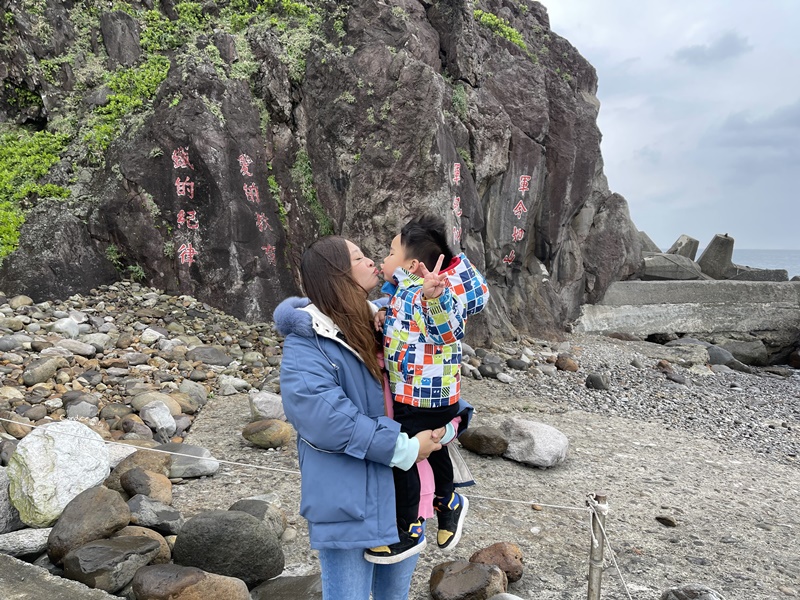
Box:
[2,414,638,598]
[0,416,301,475]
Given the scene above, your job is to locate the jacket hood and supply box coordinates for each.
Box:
[273,297,312,337]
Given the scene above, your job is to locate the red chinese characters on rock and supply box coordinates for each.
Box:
[262,244,276,266]
[518,175,531,193]
[453,226,462,243]
[178,243,199,265]
[512,226,525,242]
[243,183,260,204]
[453,163,461,185]
[256,213,272,232]
[175,177,195,200]
[177,210,199,230]
[452,196,462,217]
[503,249,516,265]
[172,147,194,170]
[512,199,527,220]
[238,153,254,177]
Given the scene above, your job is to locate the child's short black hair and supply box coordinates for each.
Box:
[400,214,455,272]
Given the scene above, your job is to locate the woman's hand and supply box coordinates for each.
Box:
[431,426,447,442]
[414,430,443,462]
[420,254,448,300]
[374,308,387,331]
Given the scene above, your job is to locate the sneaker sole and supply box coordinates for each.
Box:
[439,495,469,552]
[363,537,427,565]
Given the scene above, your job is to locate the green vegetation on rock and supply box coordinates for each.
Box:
[291,150,333,235]
[474,9,527,52]
[0,130,70,258]
[84,55,170,160]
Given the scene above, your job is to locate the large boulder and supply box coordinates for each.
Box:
[7,421,111,527]
[500,418,569,468]
[47,486,131,565]
[172,510,284,588]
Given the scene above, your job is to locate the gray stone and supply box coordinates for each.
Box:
[155,442,219,478]
[139,401,177,442]
[127,494,184,535]
[660,583,727,600]
[178,379,208,408]
[714,338,768,366]
[251,574,323,600]
[458,426,508,456]
[132,564,250,600]
[228,498,287,539]
[430,560,507,600]
[172,510,284,588]
[585,372,610,390]
[56,339,96,357]
[99,10,142,68]
[219,374,251,391]
[249,390,285,421]
[82,333,113,352]
[22,357,67,386]
[186,346,233,366]
[0,526,51,557]
[50,318,80,339]
[47,486,131,565]
[7,421,110,527]
[1,466,25,533]
[62,537,160,593]
[500,418,569,468]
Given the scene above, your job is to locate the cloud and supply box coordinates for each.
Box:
[673,30,753,67]
[700,100,800,179]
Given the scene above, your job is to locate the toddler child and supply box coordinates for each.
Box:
[365,214,489,564]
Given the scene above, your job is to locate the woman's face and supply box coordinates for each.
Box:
[346,240,379,292]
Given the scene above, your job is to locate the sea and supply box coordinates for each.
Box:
[674,249,800,279]
[731,249,800,279]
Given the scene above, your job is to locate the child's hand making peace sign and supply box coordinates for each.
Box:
[421,254,448,299]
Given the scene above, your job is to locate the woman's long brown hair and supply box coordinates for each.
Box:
[300,236,382,381]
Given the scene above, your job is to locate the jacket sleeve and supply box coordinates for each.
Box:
[406,287,466,345]
[280,335,400,466]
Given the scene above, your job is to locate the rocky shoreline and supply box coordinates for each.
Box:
[1,284,799,599]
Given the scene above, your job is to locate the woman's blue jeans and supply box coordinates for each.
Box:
[317,546,419,600]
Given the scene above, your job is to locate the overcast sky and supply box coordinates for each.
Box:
[545,0,800,250]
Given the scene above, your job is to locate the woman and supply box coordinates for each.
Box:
[273,236,443,600]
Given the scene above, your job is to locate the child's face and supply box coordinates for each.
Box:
[381,234,417,281]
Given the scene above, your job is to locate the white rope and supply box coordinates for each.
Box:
[469,493,590,513]
[0,416,301,475]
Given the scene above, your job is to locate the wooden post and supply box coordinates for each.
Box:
[586,492,608,600]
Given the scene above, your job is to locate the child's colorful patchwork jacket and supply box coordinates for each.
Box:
[382,253,489,409]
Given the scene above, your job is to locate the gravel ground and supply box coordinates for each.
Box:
[173,334,800,600]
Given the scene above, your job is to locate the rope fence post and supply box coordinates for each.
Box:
[586,491,608,600]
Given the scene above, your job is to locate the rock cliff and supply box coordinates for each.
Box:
[0,0,641,343]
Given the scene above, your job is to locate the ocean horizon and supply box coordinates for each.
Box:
[661,248,800,279]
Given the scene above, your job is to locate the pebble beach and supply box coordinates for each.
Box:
[1,283,799,599]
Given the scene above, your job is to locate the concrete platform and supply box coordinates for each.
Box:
[575,281,800,336]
